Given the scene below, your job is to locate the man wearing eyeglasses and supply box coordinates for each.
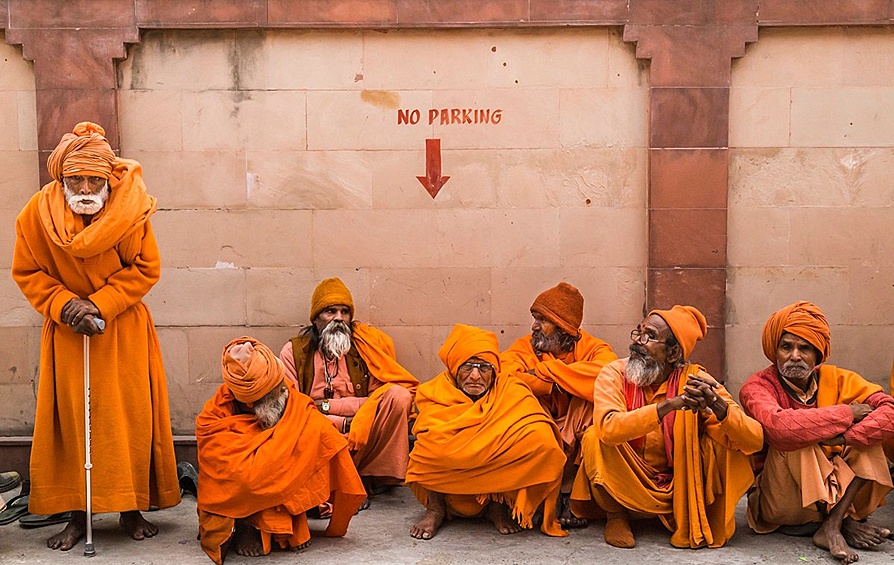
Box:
[406,324,568,541]
[499,282,617,528]
[279,278,418,510]
[739,302,894,565]
[572,306,763,550]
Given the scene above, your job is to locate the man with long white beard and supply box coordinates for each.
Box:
[571,306,763,550]
[12,122,180,551]
[279,278,418,510]
[196,337,367,564]
[739,301,894,565]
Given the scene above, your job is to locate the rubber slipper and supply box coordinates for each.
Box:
[0,494,29,526]
[0,471,21,494]
[306,502,333,520]
[19,511,72,528]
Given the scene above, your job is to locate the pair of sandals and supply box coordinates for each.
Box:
[0,494,71,528]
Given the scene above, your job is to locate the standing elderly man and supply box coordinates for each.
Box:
[739,301,894,565]
[572,306,764,549]
[11,122,180,550]
[279,278,418,504]
[407,324,568,540]
[197,337,367,564]
[500,282,617,528]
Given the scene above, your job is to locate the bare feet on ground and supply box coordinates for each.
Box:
[289,540,311,551]
[841,517,890,549]
[813,520,859,564]
[486,503,523,535]
[233,520,265,557]
[604,511,636,549]
[410,508,445,540]
[557,493,588,529]
[47,510,86,551]
[119,510,159,540]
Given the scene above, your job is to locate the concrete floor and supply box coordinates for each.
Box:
[1,485,893,565]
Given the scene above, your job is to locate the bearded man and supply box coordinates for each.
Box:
[739,301,894,565]
[279,278,418,506]
[407,324,568,540]
[571,306,763,549]
[11,122,180,551]
[500,282,617,528]
[196,337,367,564]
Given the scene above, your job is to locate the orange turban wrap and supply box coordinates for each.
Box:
[310,277,354,323]
[761,301,831,364]
[220,337,285,404]
[437,324,501,378]
[531,282,583,338]
[650,305,707,360]
[46,122,116,182]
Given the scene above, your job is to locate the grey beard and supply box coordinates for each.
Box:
[63,180,109,215]
[531,330,561,354]
[254,387,289,430]
[625,348,664,387]
[780,360,812,381]
[320,320,352,359]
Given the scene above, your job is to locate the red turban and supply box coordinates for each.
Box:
[220,337,285,404]
[650,305,707,360]
[761,301,831,364]
[310,277,354,323]
[438,324,501,378]
[530,282,583,338]
[46,122,116,182]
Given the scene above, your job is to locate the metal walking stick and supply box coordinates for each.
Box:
[83,316,104,558]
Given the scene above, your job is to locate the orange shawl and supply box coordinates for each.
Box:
[196,380,366,564]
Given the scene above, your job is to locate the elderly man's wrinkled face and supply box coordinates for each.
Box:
[315,305,353,360]
[63,175,109,215]
[776,332,819,384]
[531,313,563,354]
[253,381,289,430]
[626,314,673,387]
[455,356,496,400]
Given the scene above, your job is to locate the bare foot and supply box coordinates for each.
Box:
[119,510,159,541]
[47,511,86,551]
[814,520,859,564]
[486,503,523,535]
[233,520,265,557]
[557,493,588,530]
[842,518,889,549]
[288,540,311,551]
[604,511,636,549]
[410,508,445,540]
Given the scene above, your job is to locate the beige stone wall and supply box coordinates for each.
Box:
[728,28,894,394]
[112,29,650,432]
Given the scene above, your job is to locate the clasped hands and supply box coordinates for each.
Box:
[61,298,104,336]
[819,402,874,447]
[660,374,728,421]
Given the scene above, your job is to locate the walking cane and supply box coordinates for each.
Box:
[83,317,104,557]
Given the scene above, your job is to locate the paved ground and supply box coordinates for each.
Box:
[1,485,893,564]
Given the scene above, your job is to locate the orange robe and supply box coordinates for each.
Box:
[572,358,764,548]
[500,331,617,450]
[11,159,179,515]
[196,380,366,564]
[406,372,567,537]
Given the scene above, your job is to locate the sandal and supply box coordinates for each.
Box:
[0,471,21,494]
[177,461,199,497]
[0,494,29,526]
[19,511,71,528]
[557,492,588,530]
[306,501,333,520]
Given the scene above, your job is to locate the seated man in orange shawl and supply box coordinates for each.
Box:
[500,282,617,528]
[572,306,764,549]
[196,337,367,564]
[279,278,418,507]
[12,122,180,551]
[740,301,894,565]
[406,324,568,540]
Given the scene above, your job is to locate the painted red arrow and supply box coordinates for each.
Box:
[417,138,449,199]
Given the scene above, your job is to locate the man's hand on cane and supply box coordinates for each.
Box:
[62,298,104,336]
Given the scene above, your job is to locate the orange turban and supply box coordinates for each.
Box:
[220,336,285,404]
[761,301,831,364]
[531,282,583,338]
[46,122,116,182]
[438,324,501,377]
[310,277,354,322]
[650,305,707,360]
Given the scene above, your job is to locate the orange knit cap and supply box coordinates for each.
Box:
[46,122,116,182]
[309,277,354,323]
[438,324,501,378]
[530,282,583,338]
[761,301,831,364]
[220,336,285,404]
[649,305,707,360]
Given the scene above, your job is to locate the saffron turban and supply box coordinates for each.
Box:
[220,337,285,404]
[46,122,116,182]
[650,305,707,360]
[310,277,354,323]
[761,301,831,364]
[531,282,583,339]
[437,324,501,378]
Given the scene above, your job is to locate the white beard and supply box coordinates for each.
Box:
[253,387,289,430]
[63,180,109,215]
[320,320,352,359]
[625,349,665,387]
[780,360,813,381]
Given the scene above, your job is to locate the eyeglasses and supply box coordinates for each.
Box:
[630,329,667,346]
[457,362,495,377]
